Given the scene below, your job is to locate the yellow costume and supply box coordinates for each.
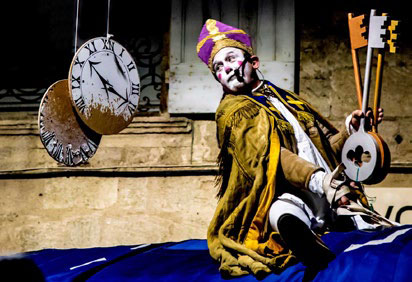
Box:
[196,18,372,277]
[208,82,350,276]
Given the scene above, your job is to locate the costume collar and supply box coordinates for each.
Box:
[247,81,315,129]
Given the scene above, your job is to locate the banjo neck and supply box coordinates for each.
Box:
[360,9,388,131]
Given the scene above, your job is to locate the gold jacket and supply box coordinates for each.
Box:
[208,82,350,277]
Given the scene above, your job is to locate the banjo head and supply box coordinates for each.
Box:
[68,37,140,135]
[341,131,379,182]
[38,79,102,166]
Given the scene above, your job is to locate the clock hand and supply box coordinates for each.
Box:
[117,88,137,115]
[88,60,101,78]
[89,61,110,99]
[113,53,127,79]
[104,38,126,79]
[117,88,129,109]
[89,61,126,102]
[107,84,127,102]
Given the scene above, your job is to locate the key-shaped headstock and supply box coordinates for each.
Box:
[348,13,368,50]
[368,9,389,49]
[387,20,400,53]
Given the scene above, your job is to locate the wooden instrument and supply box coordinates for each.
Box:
[348,13,368,109]
[342,10,395,184]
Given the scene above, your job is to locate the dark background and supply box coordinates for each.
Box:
[0,0,409,90]
[0,0,170,88]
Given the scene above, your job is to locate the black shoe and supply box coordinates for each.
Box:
[0,256,45,282]
[277,214,336,277]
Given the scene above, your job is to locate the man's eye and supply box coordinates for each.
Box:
[215,65,223,72]
[228,56,235,62]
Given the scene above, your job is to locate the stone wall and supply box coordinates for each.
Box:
[0,175,216,254]
[0,113,220,254]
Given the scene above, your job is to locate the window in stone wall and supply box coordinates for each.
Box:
[168,0,296,114]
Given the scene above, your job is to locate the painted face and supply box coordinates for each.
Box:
[212,47,254,93]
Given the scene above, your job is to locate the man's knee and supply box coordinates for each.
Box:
[269,196,312,232]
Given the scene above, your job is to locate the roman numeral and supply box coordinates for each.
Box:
[72,75,81,89]
[39,112,45,129]
[86,139,98,153]
[74,96,86,114]
[128,102,137,115]
[65,146,74,166]
[127,61,136,72]
[80,145,90,160]
[119,48,125,57]
[52,142,63,161]
[131,83,140,96]
[85,41,97,55]
[41,130,55,146]
[101,38,115,52]
[74,57,85,68]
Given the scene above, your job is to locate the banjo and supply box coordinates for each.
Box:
[342,10,398,184]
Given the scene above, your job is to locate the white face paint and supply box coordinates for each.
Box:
[212,47,255,93]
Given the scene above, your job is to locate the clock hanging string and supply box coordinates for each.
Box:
[106,0,113,40]
[73,0,111,53]
[74,0,80,54]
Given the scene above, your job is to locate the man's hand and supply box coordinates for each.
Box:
[350,108,384,131]
[337,195,350,206]
[337,181,360,206]
[322,165,351,207]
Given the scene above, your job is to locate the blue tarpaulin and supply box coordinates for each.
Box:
[4,225,412,281]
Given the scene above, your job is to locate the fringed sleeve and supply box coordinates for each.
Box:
[209,95,296,277]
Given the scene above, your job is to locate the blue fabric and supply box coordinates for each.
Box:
[13,225,412,281]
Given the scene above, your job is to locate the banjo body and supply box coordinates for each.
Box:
[341,129,390,184]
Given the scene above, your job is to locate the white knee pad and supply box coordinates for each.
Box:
[269,194,313,232]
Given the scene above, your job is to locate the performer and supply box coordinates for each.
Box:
[197,19,386,278]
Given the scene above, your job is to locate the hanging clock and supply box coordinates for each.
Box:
[38,80,102,166]
[68,37,140,135]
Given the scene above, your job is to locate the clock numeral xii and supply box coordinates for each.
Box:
[102,38,115,52]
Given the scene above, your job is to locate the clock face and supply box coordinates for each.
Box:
[38,80,102,166]
[69,37,140,135]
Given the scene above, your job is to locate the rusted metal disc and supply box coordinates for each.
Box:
[68,37,140,135]
[38,79,102,166]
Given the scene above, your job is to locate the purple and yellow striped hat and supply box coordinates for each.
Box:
[197,19,254,71]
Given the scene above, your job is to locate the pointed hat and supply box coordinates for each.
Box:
[196,19,253,70]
